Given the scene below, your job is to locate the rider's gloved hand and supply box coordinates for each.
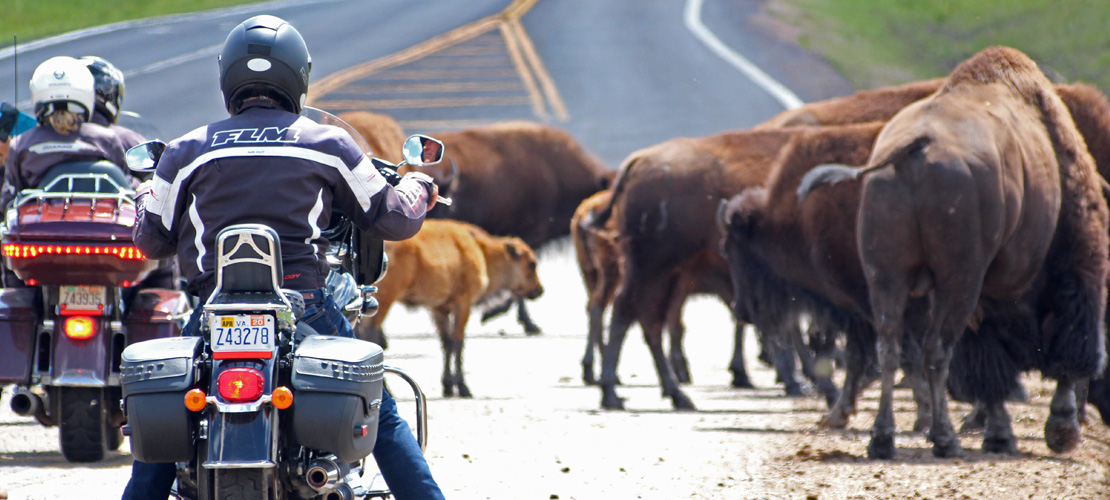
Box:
[372,157,402,186]
[134,180,154,220]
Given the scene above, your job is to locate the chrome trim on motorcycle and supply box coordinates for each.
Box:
[205,394,272,413]
[201,460,277,469]
[384,366,428,453]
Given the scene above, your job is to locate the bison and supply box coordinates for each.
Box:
[795,46,1108,459]
[588,127,845,410]
[337,110,405,164]
[359,219,543,397]
[401,121,613,334]
[571,190,624,385]
[752,77,1110,430]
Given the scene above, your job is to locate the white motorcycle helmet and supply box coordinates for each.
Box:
[30,56,96,122]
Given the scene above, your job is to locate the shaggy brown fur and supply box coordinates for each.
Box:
[399,120,612,334]
[799,46,1108,459]
[754,79,945,130]
[363,219,543,397]
[338,110,405,164]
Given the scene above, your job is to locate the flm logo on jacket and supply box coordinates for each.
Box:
[211,127,301,147]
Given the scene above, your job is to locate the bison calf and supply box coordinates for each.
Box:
[363,219,543,397]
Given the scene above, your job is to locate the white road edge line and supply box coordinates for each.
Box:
[683,0,804,110]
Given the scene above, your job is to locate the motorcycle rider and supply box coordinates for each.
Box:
[1,56,127,210]
[123,15,444,500]
[80,56,147,151]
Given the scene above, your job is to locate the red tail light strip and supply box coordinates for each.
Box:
[212,351,274,360]
[2,243,146,260]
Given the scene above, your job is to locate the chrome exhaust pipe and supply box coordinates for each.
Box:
[321,483,354,500]
[305,457,349,493]
[10,388,42,417]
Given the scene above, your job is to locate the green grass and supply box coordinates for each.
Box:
[771,0,1110,91]
[1,0,263,46]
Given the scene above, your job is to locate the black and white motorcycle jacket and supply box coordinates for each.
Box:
[134,101,435,298]
[1,122,127,208]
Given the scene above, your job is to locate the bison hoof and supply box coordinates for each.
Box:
[672,392,697,411]
[582,369,598,386]
[731,375,754,389]
[458,385,473,398]
[982,436,1018,455]
[523,323,542,335]
[913,417,933,434]
[601,389,625,410]
[1045,414,1081,453]
[818,411,850,429]
[867,435,896,460]
[959,410,986,434]
[931,439,965,459]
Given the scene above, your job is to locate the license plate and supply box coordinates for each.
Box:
[210,314,275,354]
[60,285,106,313]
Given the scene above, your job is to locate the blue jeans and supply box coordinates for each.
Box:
[123,290,444,500]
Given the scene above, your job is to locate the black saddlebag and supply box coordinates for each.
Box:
[0,288,39,384]
[120,336,203,463]
[291,335,384,462]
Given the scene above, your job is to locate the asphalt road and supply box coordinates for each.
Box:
[0,1,872,498]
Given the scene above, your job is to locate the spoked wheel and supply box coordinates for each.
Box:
[57,387,114,462]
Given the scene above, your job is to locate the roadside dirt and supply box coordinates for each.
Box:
[1,247,1108,499]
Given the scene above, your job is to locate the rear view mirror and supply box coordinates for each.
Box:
[402,135,444,167]
[125,140,167,173]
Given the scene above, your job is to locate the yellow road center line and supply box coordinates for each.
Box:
[339,81,527,94]
[506,18,569,121]
[500,21,547,119]
[313,96,533,110]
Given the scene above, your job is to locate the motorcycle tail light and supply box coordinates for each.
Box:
[63,316,96,339]
[217,368,265,402]
[1,243,146,260]
[271,386,293,409]
[184,389,207,412]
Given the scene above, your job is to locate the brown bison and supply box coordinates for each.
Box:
[754,77,1110,430]
[337,110,405,164]
[589,127,846,410]
[360,219,543,397]
[571,190,624,385]
[754,78,945,129]
[402,121,613,334]
[794,47,1108,459]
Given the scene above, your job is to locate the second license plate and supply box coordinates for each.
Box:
[60,285,106,313]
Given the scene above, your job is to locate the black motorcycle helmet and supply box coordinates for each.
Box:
[80,56,126,123]
[218,15,311,115]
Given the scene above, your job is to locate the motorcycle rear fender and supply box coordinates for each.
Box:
[52,317,113,386]
[203,358,278,469]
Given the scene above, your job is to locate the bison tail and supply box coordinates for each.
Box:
[796,164,862,202]
[589,156,641,229]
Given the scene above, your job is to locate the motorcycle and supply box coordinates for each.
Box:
[119,107,443,499]
[0,156,191,462]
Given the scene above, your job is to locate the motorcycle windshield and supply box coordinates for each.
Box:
[301,107,373,158]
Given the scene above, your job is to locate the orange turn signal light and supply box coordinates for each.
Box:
[184,388,207,412]
[271,386,293,410]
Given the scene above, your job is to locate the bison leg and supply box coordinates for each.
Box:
[480,295,514,323]
[516,298,542,335]
[820,328,871,429]
[599,304,633,410]
[433,309,456,398]
[1088,376,1110,426]
[1045,376,1081,453]
[980,400,1017,454]
[867,311,904,460]
[641,313,695,410]
[664,290,690,385]
[582,304,606,386]
[729,322,754,388]
[802,323,841,408]
[960,402,987,434]
[452,306,473,398]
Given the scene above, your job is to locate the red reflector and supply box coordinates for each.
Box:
[217,368,265,402]
[212,351,274,360]
[1,243,146,260]
[64,316,96,339]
